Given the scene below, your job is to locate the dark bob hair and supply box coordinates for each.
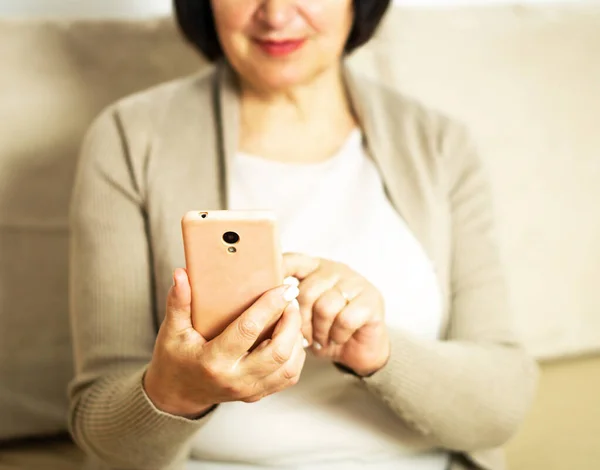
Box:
[174,0,392,62]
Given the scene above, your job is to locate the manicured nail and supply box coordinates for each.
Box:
[283,285,300,302]
[283,276,300,287]
[302,338,310,348]
[313,342,323,351]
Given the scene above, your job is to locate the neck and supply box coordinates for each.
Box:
[239,63,354,130]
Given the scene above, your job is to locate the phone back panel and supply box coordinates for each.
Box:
[181,211,284,342]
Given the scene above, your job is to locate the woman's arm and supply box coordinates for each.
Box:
[363,121,539,452]
[68,108,205,469]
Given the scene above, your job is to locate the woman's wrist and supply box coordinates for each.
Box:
[335,339,391,378]
[334,358,388,378]
[143,368,216,419]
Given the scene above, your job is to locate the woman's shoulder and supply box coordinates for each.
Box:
[106,66,217,122]
[83,67,217,144]
[78,67,218,182]
[351,72,474,169]
[353,72,465,144]
[80,66,218,167]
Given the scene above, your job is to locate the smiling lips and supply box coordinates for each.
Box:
[254,38,306,57]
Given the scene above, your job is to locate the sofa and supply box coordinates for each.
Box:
[1,4,599,470]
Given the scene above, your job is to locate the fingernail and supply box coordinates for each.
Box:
[302,337,310,348]
[172,271,177,287]
[313,342,323,351]
[283,285,300,302]
[291,299,300,310]
[283,276,300,287]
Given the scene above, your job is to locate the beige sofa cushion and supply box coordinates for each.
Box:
[0,436,84,470]
[0,18,202,441]
[506,355,600,470]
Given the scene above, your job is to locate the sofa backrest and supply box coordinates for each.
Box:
[0,18,201,440]
[1,5,599,441]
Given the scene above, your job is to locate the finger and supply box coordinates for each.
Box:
[164,268,195,333]
[312,288,346,347]
[310,339,343,358]
[297,299,313,346]
[244,334,306,403]
[271,299,298,338]
[284,299,311,347]
[296,269,338,341]
[283,276,300,287]
[212,284,299,358]
[243,301,302,375]
[282,253,320,280]
[270,334,306,388]
[329,294,374,345]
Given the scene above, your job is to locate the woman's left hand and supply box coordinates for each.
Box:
[283,253,391,377]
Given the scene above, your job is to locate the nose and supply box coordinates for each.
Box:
[256,0,297,30]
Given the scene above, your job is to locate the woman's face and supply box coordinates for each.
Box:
[210,0,354,91]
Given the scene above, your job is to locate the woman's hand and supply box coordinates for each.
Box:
[284,254,390,378]
[144,269,305,418]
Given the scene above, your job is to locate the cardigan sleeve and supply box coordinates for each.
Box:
[68,109,209,469]
[362,120,539,452]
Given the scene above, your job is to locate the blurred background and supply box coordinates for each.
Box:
[0,1,599,470]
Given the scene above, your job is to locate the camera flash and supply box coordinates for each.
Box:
[228,247,237,253]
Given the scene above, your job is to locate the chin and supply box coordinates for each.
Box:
[248,62,322,92]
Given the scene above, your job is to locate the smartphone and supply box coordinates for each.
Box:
[181,210,284,345]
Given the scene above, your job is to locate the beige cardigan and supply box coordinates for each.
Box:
[68,62,538,470]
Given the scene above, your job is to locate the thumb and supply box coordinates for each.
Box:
[282,253,320,280]
[165,268,194,332]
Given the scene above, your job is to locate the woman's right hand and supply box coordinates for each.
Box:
[143,268,305,418]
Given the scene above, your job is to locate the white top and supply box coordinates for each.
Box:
[190,130,448,470]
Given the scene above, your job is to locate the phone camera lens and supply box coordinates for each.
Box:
[223,232,240,245]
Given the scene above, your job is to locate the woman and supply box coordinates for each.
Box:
[68,1,538,469]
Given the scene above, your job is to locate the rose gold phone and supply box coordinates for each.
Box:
[181,210,284,344]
